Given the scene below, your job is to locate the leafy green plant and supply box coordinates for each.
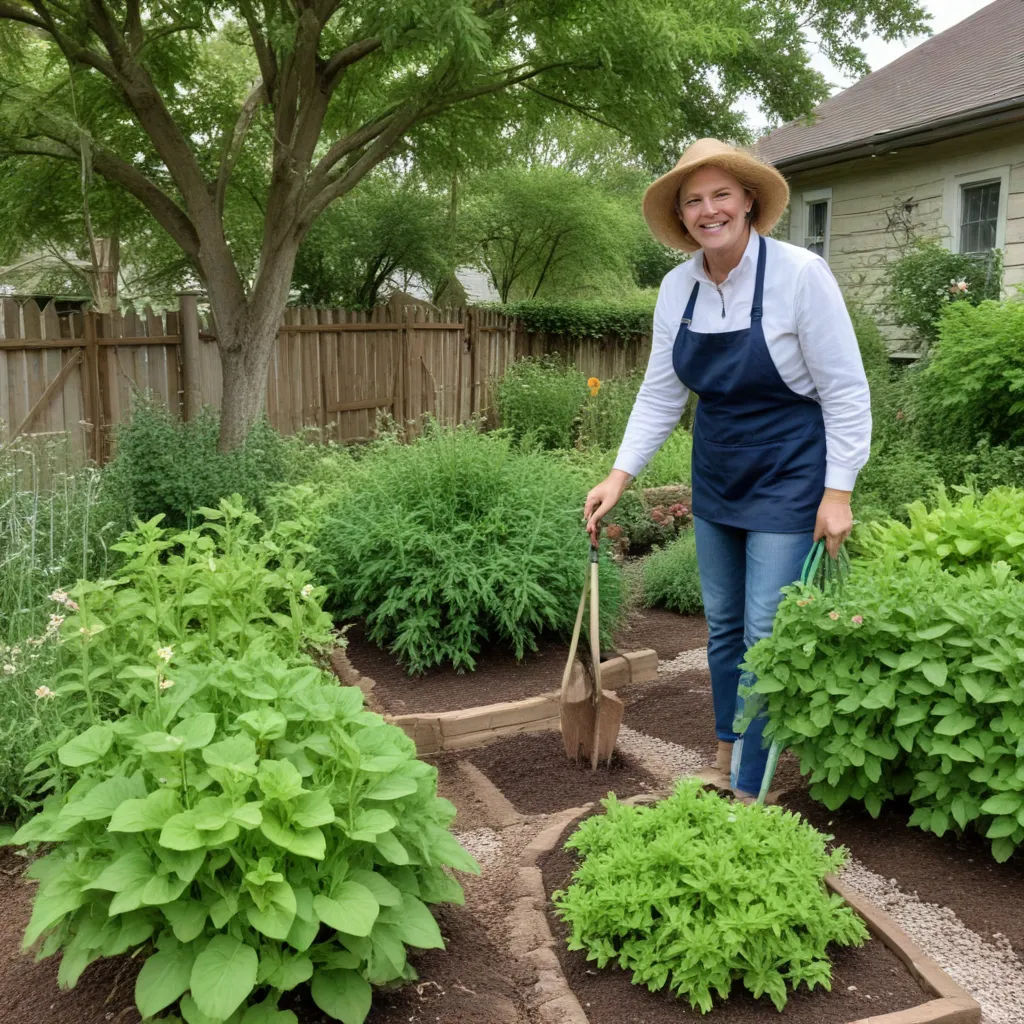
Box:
[552,781,867,1013]
[604,488,689,553]
[482,297,657,340]
[577,371,642,451]
[856,486,1024,577]
[747,491,1024,862]
[7,496,477,1023]
[310,425,622,674]
[11,642,477,1024]
[915,299,1024,451]
[882,238,1002,345]
[491,356,586,449]
[642,531,702,614]
[3,498,334,817]
[101,399,321,530]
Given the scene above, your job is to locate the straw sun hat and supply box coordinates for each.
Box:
[643,138,790,253]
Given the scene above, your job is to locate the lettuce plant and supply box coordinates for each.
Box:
[552,781,866,1013]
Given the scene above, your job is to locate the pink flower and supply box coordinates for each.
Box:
[797,599,811,607]
[851,615,863,625]
[828,611,840,621]
[605,524,624,540]
[65,600,79,612]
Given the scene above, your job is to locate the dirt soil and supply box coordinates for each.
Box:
[345,609,707,715]
[468,730,660,816]
[625,677,1024,959]
[0,847,142,1024]
[540,818,929,1024]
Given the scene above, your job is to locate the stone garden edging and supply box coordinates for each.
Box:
[330,647,659,754]
[513,801,983,1024]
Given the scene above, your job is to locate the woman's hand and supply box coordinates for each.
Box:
[584,470,632,547]
[814,488,853,558]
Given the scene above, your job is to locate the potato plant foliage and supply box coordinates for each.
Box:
[747,488,1024,862]
[552,782,866,1013]
[9,501,477,1024]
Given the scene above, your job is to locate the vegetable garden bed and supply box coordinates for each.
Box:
[539,811,978,1024]
[344,608,708,715]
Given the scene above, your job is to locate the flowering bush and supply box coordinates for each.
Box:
[882,238,1001,346]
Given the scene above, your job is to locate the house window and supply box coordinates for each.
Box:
[798,188,832,261]
[959,180,1000,254]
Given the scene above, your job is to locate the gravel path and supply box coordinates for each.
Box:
[838,859,1024,1024]
[657,648,709,675]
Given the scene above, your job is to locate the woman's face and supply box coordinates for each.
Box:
[677,166,753,254]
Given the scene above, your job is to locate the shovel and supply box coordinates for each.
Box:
[559,546,624,770]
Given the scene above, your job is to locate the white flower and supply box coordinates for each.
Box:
[34,685,55,699]
[159,678,175,690]
[10,647,20,656]
[3,664,15,676]
[49,589,69,604]
[48,614,64,630]
[157,646,174,663]
[301,584,314,599]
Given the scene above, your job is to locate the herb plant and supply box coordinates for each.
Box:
[8,499,477,1024]
[553,781,867,1013]
[747,513,1024,862]
[310,425,622,674]
[491,355,587,450]
[641,530,702,614]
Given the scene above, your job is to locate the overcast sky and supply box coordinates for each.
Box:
[740,0,996,131]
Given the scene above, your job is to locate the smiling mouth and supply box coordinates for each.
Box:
[700,221,726,230]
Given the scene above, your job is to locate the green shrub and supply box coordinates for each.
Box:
[7,498,477,1023]
[11,649,476,1024]
[101,400,317,530]
[578,370,642,450]
[882,238,1002,345]
[483,296,657,339]
[856,486,1024,577]
[946,438,1024,493]
[552,782,867,1013]
[852,442,941,526]
[636,428,692,487]
[491,356,586,449]
[747,488,1024,862]
[642,531,702,614]
[311,425,622,674]
[915,299,1024,451]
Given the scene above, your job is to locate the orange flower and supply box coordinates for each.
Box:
[587,377,601,396]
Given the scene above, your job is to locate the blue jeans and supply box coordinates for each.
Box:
[693,516,814,794]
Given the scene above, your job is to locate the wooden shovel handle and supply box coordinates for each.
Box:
[560,568,590,700]
[589,548,601,703]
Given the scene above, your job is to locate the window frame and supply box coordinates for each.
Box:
[791,187,833,263]
[945,165,1010,255]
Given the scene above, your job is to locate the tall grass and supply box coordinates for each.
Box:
[0,432,120,817]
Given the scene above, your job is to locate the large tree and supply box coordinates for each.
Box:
[0,0,927,449]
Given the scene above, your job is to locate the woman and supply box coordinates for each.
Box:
[585,138,871,800]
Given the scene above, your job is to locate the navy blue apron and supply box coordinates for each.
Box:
[673,236,826,533]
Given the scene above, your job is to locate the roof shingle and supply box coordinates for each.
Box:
[757,0,1024,168]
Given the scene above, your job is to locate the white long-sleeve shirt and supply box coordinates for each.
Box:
[614,231,872,492]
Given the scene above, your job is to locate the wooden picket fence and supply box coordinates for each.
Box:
[0,296,651,463]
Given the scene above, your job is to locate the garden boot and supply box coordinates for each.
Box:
[716,740,733,775]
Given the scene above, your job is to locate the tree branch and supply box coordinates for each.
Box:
[523,84,623,132]
[0,1,47,31]
[216,80,267,215]
[301,103,422,226]
[8,136,201,259]
[305,109,399,196]
[238,0,278,98]
[321,37,382,92]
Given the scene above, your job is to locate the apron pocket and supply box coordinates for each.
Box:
[694,439,784,503]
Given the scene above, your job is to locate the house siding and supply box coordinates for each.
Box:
[784,124,1024,353]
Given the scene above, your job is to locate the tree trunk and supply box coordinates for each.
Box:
[217,342,273,452]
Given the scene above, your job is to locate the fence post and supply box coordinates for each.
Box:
[82,310,104,464]
[178,291,202,421]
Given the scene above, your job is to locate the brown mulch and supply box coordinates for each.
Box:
[467,730,659,816]
[539,817,929,1024]
[346,609,707,716]
[625,676,1024,959]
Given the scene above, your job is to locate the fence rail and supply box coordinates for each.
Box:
[0,296,651,463]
